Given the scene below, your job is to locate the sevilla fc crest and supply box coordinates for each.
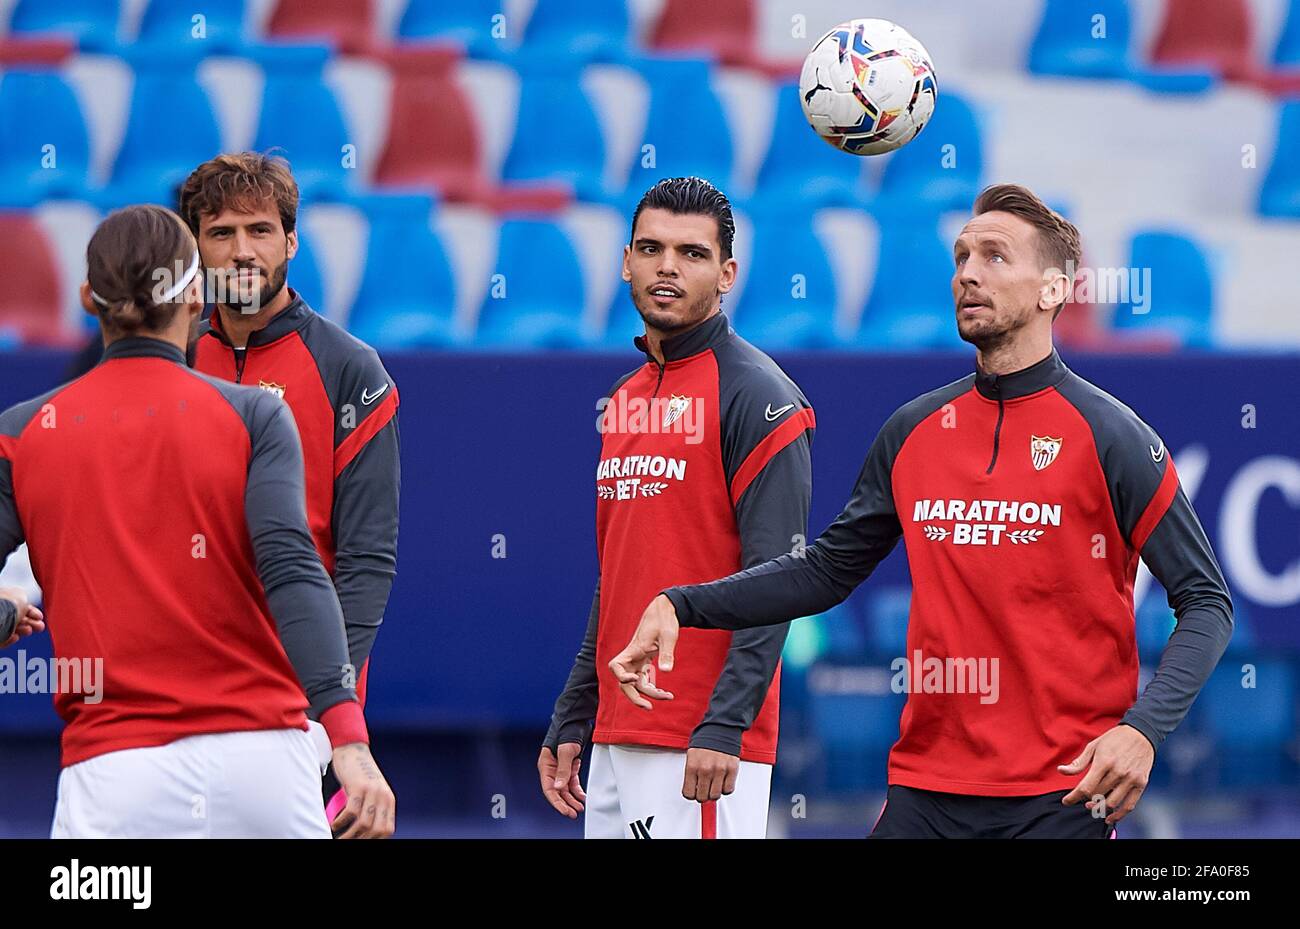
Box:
[663,394,692,427]
[1030,435,1062,471]
[258,380,286,399]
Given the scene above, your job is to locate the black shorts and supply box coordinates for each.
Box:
[868,784,1117,839]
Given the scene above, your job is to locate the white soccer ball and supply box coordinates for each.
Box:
[798,18,938,156]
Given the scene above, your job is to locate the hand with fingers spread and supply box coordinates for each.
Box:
[329,742,397,839]
[608,594,680,709]
[682,747,738,803]
[538,743,587,818]
[0,586,44,649]
[1058,724,1154,825]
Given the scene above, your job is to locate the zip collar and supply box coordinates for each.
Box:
[199,288,313,349]
[100,336,186,365]
[974,348,1069,401]
[634,311,732,366]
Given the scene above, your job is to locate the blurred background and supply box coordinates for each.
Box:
[0,0,1297,837]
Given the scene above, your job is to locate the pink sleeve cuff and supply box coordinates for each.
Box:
[320,700,369,748]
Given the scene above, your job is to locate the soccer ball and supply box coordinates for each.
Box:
[798,18,938,156]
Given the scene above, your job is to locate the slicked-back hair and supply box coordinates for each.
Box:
[972,183,1082,318]
[631,176,735,259]
[86,205,196,334]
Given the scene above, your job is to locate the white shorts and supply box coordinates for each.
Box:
[584,743,772,839]
[52,728,330,839]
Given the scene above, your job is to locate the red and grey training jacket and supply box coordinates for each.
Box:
[0,337,366,767]
[666,349,1233,794]
[193,291,400,703]
[545,312,816,764]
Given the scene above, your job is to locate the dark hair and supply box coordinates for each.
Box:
[972,183,1081,318]
[86,205,197,334]
[631,176,735,259]
[177,150,299,236]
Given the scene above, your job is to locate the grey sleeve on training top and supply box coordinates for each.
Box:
[241,389,360,718]
[542,579,602,754]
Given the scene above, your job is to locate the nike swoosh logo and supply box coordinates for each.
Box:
[765,403,795,422]
[361,384,388,406]
[1150,441,1165,463]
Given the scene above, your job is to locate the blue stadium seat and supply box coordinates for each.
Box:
[1275,0,1300,66]
[876,91,982,212]
[475,219,587,347]
[349,195,459,349]
[752,81,865,212]
[624,58,733,199]
[1260,101,1300,219]
[1112,231,1214,347]
[106,70,221,207]
[252,71,353,200]
[521,0,630,60]
[501,64,610,201]
[0,71,91,206]
[733,214,839,348]
[136,0,247,53]
[289,229,325,316]
[856,219,964,349]
[397,0,504,56]
[9,0,119,49]
[1197,659,1297,787]
[1028,0,1133,79]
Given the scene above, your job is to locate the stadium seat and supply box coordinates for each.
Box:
[397,0,508,56]
[1196,660,1297,787]
[289,227,326,316]
[348,195,459,348]
[136,0,247,54]
[1275,0,1300,66]
[649,0,756,65]
[1148,0,1300,92]
[0,212,72,345]
[751,81,866,211]
[856,219,963,349]
[521,0,630,61]
[0,38,77,68]
[107,70,222,207]
[266,0,377,54]
[374,47,485,201]
[475,219,587,347]
[732,214,839,349]
[876,91,982,212]
[1259,101,1300,218]
[1112,231,1214,347]
[624,58,733,199]
[253,68,354,200]
[8,0,120,50]
[1028,0,1130,79]
[0,71,91,207]
[500,63,609,201]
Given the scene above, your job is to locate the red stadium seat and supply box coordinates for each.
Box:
[372,46,570,212]
[266,0,377,54]
[649,0,756,65]
[0,213,74,346]
[0,37,75,67]
[1151,0,1300,93]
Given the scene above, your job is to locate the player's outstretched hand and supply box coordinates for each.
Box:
[0,586,44,649]
[329,742,397,839]
[608,594,679,709]
[683,747,738,803]
[1058,724,1154,825]
[538,743,586,818]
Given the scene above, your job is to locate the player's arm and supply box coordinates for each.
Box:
[245,392,395,837]
[1105,431,1233,750]
[663,407,908,633]
[0,423,44,646]
[538,579,600,817]
[688,376,814,772]
[331,351,400,680]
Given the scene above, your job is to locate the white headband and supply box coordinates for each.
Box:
[91,251,201,308]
